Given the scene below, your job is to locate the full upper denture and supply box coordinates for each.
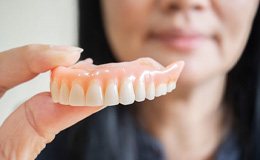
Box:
[50,57,184,106]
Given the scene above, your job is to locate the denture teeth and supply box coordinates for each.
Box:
[104,80,119,106]
[155,83,168,97]
[51,59,184,106]
[119,79,135,105]
[146,82,155,100]
[51,79,59,103]
[59,80,69,105]
[85,80,103,106]
[167,81,176,92]
[69,83,85,106]
[134,80,146,102]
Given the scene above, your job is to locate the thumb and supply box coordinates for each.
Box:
[24,92,104,139]
[0,92,104,160]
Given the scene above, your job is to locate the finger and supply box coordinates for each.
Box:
[23,92,104,139]
[0,92,104,159]
[0,44,83,95]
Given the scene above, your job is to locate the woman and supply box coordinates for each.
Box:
[39,0,260,159]
[0,0,259,159]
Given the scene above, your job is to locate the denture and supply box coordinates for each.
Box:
[50,57,184,106]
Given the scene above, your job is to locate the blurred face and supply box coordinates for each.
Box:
[101,0,259,86]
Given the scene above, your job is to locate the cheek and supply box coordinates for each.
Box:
[214,0,257,34]
[102,0,154,61]
[213,0,258,70]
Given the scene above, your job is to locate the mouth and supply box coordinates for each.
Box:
[148,28,212,52]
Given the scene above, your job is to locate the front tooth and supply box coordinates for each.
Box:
[146,82,155,100]
[155,83,167,97]
[86,80,103,106]
[104,80,119,106]
[59,80,69,105]
[134,80,146,102]
[119,79,135,105]
[51,79,59,103]
[69,83,85,106]
[167,82,176,92]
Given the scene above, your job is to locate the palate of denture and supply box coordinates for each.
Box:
[50,57,184,106]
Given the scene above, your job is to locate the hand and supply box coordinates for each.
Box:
[0,45,105,160]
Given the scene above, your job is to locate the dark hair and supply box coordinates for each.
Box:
[75,1,260,159]
[224,5,260,159]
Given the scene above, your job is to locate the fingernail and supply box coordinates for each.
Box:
[84,58,93,64]
[50,45,84,53]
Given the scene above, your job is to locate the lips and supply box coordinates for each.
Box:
[149,29,210,52]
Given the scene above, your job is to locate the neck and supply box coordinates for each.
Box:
[136,75,230,160]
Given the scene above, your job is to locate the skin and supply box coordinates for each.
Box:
[0,45,104,159]
[101,0,259,159]
[0,1,259,160]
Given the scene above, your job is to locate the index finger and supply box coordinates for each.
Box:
[0,44,83,97]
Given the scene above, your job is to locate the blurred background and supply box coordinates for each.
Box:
[0,0,78,124]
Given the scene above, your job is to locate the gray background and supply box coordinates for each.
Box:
[0,0,78,124]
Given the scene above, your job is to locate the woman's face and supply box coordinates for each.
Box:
[101,0,259,86]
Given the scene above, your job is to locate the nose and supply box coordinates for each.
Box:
[159,0,208,13]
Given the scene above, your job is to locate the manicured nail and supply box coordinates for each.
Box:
[50,45,84,53]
